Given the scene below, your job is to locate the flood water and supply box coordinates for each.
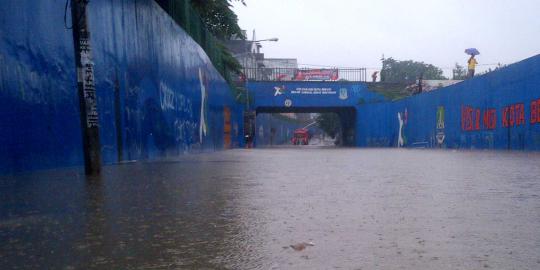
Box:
[1,148,540,269]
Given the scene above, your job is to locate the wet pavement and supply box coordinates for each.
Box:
[1,148,540,269]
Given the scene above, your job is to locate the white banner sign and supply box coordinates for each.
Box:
[291,87,336,95]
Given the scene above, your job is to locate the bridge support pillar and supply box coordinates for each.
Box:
[338,108,357,146]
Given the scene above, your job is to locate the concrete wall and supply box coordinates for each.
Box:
[357,55,540,150]
[0,0,243,174]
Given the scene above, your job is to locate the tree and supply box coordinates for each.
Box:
[190,0,246,40]
[190,0,247,76]
[380,57,447,83]
[316,113,341,138]
[452,63,467,80]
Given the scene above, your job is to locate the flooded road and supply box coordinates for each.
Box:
[1,148,540,269]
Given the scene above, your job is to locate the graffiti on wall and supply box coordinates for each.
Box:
[502,103,525,128]
[460,99,540,132]
[397,108,408,147]
[531,98,540,124]
[173,119,197,150]
[199,68,209,143]
[436,106,445,145]
[159,81,197,149]
[159,82,194,116]
[159,67,210,148]
[461,105,497,131]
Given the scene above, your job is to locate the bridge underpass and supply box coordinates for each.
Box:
[244,80,386,147]
[255,107,357,146]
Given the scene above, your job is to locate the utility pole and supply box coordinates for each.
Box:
[71,0,101,175]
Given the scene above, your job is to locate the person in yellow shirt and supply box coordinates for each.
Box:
[467,55,478,78]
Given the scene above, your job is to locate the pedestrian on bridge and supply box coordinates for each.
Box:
[465,48,480,78]
[467,55,478,78]
[371,71,378,82]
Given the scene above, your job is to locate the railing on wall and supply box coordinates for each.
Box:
[241,67,367,82]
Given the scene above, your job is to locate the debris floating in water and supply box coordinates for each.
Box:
[289,242,315,251]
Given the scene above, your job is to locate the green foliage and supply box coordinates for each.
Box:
[218,42,243,74]
[190,0,245,40]
[366,82,412,101]
[452,63,467,80]
[316,113,341,138]
[156,0,244,93]
[380,57,447,83]
[189,0,244,83]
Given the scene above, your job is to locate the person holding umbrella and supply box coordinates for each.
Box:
[465,48,479,78]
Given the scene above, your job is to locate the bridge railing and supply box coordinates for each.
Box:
[241,67,367,82]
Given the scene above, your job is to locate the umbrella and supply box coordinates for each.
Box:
[465,48,480,56]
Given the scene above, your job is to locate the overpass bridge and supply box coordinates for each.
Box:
[244,78,387,146]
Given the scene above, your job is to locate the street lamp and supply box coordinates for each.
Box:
[252,38,278,55]
[253,38,279,42]
[233,37,279,110]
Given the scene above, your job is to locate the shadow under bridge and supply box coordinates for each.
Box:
[256,106,357,146]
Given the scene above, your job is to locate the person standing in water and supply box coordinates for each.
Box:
[467,55,478,78]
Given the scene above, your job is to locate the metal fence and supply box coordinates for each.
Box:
[241,68,367,82]
[155,0,230,80]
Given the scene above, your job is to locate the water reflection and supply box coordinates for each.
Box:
[1,149,540,269]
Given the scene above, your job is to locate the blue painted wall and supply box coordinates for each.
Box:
[357,55,540,150]
[0,0,242,174]
[247,56,540,150]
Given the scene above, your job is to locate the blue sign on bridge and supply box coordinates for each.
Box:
[248,81,385,110]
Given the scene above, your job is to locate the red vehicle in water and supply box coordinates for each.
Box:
[291,128,310,145]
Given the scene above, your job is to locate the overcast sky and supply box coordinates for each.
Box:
[232,0,540,77]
